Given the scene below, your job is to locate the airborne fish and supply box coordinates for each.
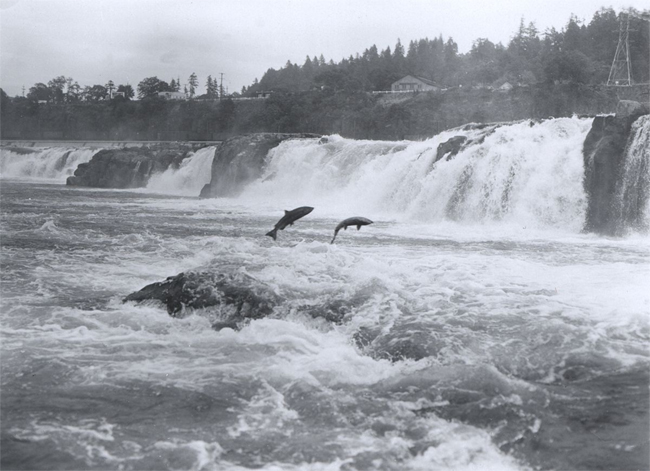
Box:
[331,217,373,244]
[265,206,314,241]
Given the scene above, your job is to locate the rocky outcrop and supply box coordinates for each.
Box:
[582,100,649,235]
[124,271,279,325]
[66,144,201,188]
[434,136,467,164]
[199,133,319,198]
[124,270,353,329]
[430,123,507,169]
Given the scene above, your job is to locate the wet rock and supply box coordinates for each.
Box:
[615,100,648,120]
[123,271,279,319]
[199,133,319,198]
[66,144,203,188]
[582,100,649,235]
[433,135,467,164]
[125,270,376,329]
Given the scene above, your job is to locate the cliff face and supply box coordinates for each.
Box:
[582,101,650,236]
[199,133,319,198]
[66,145,200,188]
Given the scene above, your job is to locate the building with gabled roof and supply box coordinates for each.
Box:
[391,75,441,92]
[158,91,187,100]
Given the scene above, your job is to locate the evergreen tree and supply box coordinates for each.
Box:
[206,75,219,97]
[188,73,198,98]
[393,38,406,72]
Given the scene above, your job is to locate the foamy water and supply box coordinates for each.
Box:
[1,118,649,470]
[0,147,99,182]
[239,118,592,232]
[146,146,216,196]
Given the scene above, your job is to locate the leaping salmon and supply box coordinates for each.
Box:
[265,206,314,241]
[331,217,373,244]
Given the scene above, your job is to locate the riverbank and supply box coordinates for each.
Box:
[2,83,647,142]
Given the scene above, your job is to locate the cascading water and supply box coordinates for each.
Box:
[146,146,216,196]
[239,117,594,232]
[615,115,650,233]
[0,147,100,182]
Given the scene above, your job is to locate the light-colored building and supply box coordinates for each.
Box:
[158,91,187,100]
[391,75,440,92]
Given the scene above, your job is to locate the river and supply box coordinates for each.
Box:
[1,118,648,470]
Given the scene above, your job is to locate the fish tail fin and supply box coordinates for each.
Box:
[265,228,278,241]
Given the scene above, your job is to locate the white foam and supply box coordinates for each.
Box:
[0,147,99,182]
[146,146,216,196]
[233,118,595,232]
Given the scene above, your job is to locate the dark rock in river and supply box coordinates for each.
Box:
[66,144,206,188]
[124,270,364,329]
[124,271,279,321]
[199,133,319,198]
[582,100,649,236]
[434,136,468,164]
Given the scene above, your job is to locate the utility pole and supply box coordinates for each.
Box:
[219,73,224,101]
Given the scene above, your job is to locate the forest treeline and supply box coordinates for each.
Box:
[1,7,648,141]
[244,7,649,94]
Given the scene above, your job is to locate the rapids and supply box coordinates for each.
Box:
[1,118,649,470]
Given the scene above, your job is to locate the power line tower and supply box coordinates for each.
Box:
[607,13,633,86]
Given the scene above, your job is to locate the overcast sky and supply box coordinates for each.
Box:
[1,0,647,97]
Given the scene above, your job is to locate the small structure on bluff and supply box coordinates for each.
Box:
[158,91,187,100]
[391,75,440,92]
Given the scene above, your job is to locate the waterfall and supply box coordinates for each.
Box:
[146,146,216,196]
[0,147,99,182]
[615,115,650,233]
[238,118,594,231]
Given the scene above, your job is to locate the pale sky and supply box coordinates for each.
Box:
[1,0,647,97]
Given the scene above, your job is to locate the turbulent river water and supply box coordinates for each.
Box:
[1,118,649,471]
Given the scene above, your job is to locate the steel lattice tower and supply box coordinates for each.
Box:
[607,14,633,86]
